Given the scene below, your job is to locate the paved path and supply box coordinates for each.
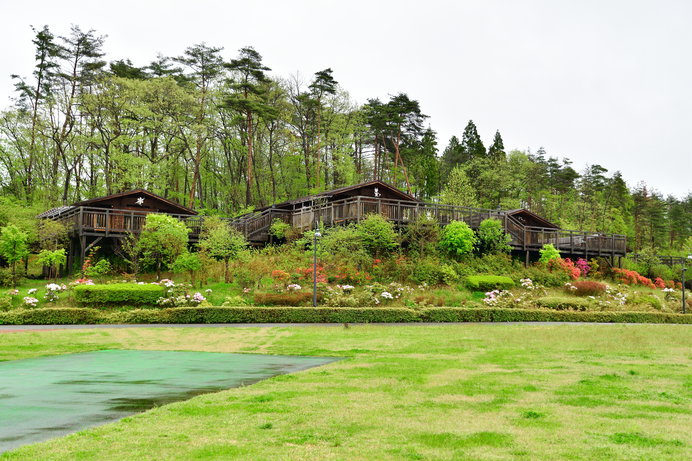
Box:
[0,322,680,333]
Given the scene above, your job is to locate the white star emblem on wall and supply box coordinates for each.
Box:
[135,197,145,206]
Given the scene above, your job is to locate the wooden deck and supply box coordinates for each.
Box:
[53,197,627,262]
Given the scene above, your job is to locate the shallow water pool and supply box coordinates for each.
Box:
[0,349,338,453]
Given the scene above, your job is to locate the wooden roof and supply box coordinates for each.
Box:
[506,209,560,229]
[260,180,419,210]
[72,189,196,215]
[39,189,196,218]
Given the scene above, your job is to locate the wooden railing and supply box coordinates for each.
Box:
[56,206,205,237]
[51,198,627,255]
[288,196,627,256]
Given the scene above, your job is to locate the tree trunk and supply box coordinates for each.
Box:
[245,110,254,206]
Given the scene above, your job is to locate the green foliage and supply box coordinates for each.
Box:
[268,218,293,240]
[73,283,165,306]
[452,254,519,278]
[252,292,313,306]
[538,244,561,264]
[138,214,190,278]
[439,221,477,260]
[356,214,399,257]
[417,308,691,324]
[316,224,370,266]
[171,252,202,284]
[628,294,664,310]
[0,224,29,287]
[199,216,247,282]
[1,306,690,326]
[37,219,70,250]
[476,218,511,255]
[83,259,111,280]
[404,214,440,256]
[439,167,478,207]
[37,249,67,280]
[535,297,592,311]
[465,275,515,291]
[520,266,570,287]
[411,259,458,286]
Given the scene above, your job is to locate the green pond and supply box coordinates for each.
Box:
[0,349,338,453]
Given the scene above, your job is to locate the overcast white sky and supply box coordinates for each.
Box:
[1,0,690,197]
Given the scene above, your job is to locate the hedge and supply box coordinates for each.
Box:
[73,283,165,305]
[535,296,591,311]
[0,306,690,325]
[465,275,515,291]
[418,307,692,324]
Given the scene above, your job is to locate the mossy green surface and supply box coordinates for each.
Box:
[0,323,690,460]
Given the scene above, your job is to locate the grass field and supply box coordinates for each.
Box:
[1,324,690,460]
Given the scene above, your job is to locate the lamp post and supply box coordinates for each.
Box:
[313,223,321,307]
[683,254,692,314]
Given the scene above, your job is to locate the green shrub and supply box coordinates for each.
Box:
[84,259,111,279]
[476,219,512,255]
[519,266,569,287]
[318,225,370,267]
[356,214,399,257]
[0,267,23,288]
[649,264,674,281]
[418,307,692,324]
[253,292,314,306]
[411,260,458,286]
[535,296,591,311]
[404,214,441,256]
[0,307,104,324]
[465,275,515,291]
[628,294,664,310]
[539,244,561,264]
[453,254,519,278]
[439,221,477,260]
[73,283,166,306]
[268,218,293,240]
[1,306,689,325]
[0,295,12,312]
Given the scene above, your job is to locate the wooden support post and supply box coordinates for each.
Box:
[525,250,530,267]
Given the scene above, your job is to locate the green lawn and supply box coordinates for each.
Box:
[1,324,690,460]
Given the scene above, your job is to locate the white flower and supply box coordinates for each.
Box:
[27,288,37,294]
[663,287,675,293]
[23,296,39,307]
[338,284,355,291]
[380,291,393,299]
[205,289,213,294]
[45,283,62,292]
[287,284,302,291]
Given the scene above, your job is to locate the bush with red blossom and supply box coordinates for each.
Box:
[548,258,581,280]
[612,268,656,288]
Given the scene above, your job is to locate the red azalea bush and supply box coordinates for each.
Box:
[329,265,371,284]
[271,269,290,282]
[654,277,666,289]
[549,258,581,280]
[294,266,327,283]
[612,268,656,288]
[566,280,608,296]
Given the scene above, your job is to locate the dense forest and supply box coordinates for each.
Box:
[0,25,689,253]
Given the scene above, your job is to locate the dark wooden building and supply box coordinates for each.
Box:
[38,189,199,272]
[40,181,627,272]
